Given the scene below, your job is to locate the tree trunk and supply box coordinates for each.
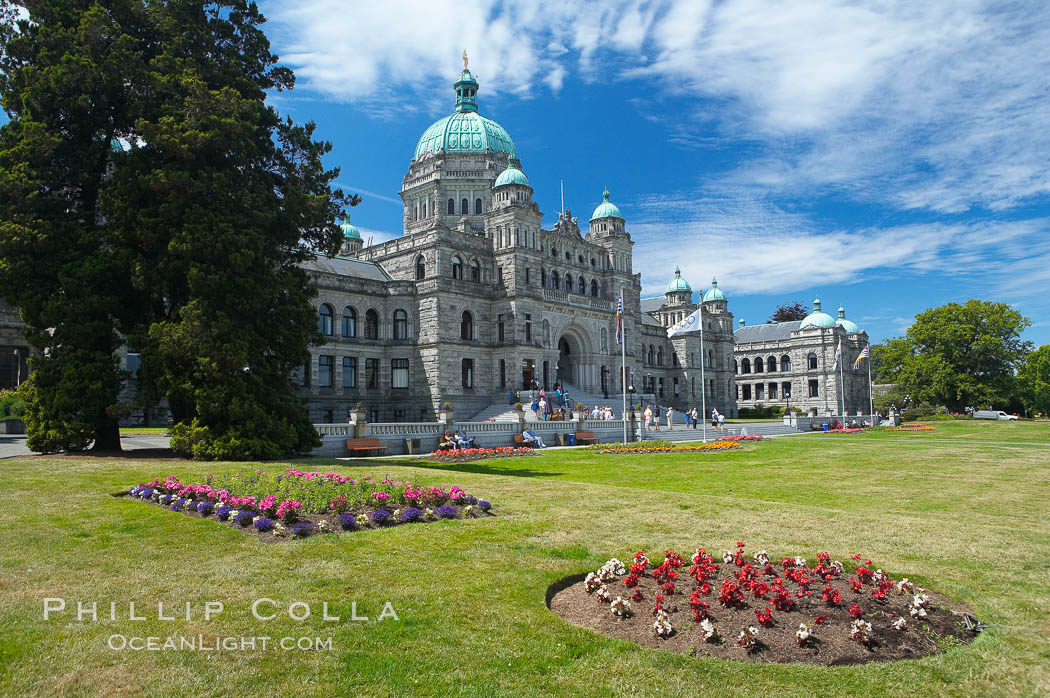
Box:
[91,419,122,452]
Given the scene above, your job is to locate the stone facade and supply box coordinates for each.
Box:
[0,300,29,391]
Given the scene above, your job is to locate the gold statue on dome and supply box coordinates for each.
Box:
[462,50,468,70]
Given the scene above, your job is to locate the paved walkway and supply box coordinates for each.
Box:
[0,434,171,459]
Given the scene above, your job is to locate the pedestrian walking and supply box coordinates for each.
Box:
[666,406,674,429]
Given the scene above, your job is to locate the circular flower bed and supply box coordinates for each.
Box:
[121,470,494,542]
[548,542,976,665]
[422,447,538,463]
[591,441,744,454]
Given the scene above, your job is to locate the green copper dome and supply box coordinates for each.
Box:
[413,65,517,161]
[666,267,691,293]
[800,298,837,329]
[494,158,529,187]
[836,306,861,334]
[703,278,727,302]
[339,216,361,240]
[590,189,624,222]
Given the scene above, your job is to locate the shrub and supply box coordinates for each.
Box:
[0,389,26,418]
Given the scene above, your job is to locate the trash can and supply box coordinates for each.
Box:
[822,423,829,432]
[404,438,420,455]
[568,433,576,446]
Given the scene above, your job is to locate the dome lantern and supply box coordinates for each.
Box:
[836,305,861,334]
[799,297,837,329]
[493,157,530,188]
[703,277,728,303]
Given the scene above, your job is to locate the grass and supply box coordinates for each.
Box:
[118,427,169,436]
[1,422,1048,696]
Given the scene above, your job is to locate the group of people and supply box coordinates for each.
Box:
[520,428,546,448]
[588,404,619,420]
[438,429,476,450]
[642,404,726,431]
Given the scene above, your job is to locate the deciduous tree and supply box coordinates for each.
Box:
[769,301,809,323]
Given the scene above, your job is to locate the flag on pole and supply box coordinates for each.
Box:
[833,338,842,370]
[853,343,870,370]
[667,307,701,338]
[615,293,623,344]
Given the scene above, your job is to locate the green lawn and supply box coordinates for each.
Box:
[118,427,169,436]
[1,423,1048,696]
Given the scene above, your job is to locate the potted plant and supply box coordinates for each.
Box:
[438,401,454,425]
[572,401,586,421]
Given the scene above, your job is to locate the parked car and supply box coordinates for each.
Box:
[973,410,1019,421]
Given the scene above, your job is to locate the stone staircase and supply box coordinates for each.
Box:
[467,382,628,423]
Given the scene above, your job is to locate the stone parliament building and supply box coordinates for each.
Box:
[0,61,873,425]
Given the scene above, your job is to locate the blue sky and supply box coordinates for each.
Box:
[13,1,1050,346]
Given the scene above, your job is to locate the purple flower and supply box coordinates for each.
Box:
[216,506,232,521]
[371,509,391,525]
[196,501,214,516]
[464,496,478,505]
[253,517,276,532]
[291,521,315,538]
[235,510,254,527]
[400,507,422,523]
[141,488,154,499]
[478,500,492,512]
[436,505,459,519]
[337,513,356,530]
[160,494,174,506]
[171,497,187,512]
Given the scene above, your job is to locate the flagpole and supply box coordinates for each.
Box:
[620,286,627,443]
[839,343,846,421]
[867,350,874,423]
[699,300,707,444]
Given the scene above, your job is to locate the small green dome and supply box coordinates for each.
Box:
[494,158,529,187]
[665,267,691,293]
[413,65,516,161]
[836,306,861,334]
[703,278,727,302]
[800,298,837,329]
[590,188,624,222]
[339,216,361,240]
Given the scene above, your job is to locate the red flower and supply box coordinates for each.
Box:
[631,589,645,602]
[814,614,828,624]
[848,603,863,619]
[755,607,774,627]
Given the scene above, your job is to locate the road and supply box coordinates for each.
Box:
[0,434,171,459]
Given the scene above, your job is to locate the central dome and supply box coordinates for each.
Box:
[413,65,517,161]
[800,298,837,329]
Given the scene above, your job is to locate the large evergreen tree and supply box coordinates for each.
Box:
[0,1,153,451]
[0,1,354,458]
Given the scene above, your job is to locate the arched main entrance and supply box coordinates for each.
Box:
[557,337,573,385]
[554,326,594,392]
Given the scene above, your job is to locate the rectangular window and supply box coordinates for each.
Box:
[323,408,333,423]
[498,314,505,342]
[462,358,474,389]
[319,355,333,388]
[366,358,379,390]
[769,382,778,399]
[755,383,764,400]
[673,377,680,396]
[392,358,409,388]
[809,379,819,397]
[525,313,532,343]
[524,267,530,284]
[782,381,792,398]
[393,409,406,422]
[497,266,503,283]
[499,359,506,389]
[742,384,752,401]
[342,357,357,388]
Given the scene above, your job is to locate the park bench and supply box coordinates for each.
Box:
[573,431,599,445]
[512,434,535,448]
[344,437,388,456]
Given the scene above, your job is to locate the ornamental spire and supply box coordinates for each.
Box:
[462,49,468,70]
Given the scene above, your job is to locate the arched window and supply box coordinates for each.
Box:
[733,359,738,374]
[708,349,713,368]
[755,357,764,373]
[393,310,408,340]
[741,358,751,374]
[415,255,426,280]
[578,276,585,294]
[601,328,608,353]
[781,354,792,372]
[808,352,818,370]
[657,347,664,365]
[565,276,573,293]
[447,198,455,215]
[475,198,482,214]
[590,279,598,297]
[767,355,777,372]
[648,345,655,364]
[451,256,463,280]
[550,270,559,289]
[460,311,473,341]
[541,268,547,287]
[342,306,357,338]
[461,198,468,214]
[470,259,480,283]
[317,304,334,336]
[364,309,379,340]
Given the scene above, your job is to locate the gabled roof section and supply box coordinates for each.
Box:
[302,254,392,282]
[734,321,802,344]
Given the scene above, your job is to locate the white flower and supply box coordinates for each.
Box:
[356,513,369,526]
[392,509,401,519]
[737,625,759,649]
[252,516,260,523]
[584,572,602,594]
[610,596,631,617]
[700,618,717,641]
[273,523,286,537]
[653,610,673,638]
[230,510,239,518]
[896,578,914,594]
[595,585,611,604]
[596,566,615,583]
[892,617,907,631]
[602,558,626,576]
[723,550,735,564]
[754,550,770,566]
[850,619,872,643]
[830,560,844,575]
[873,569,889,584]
[794,556,807,568]
[317,520,330,532]
[424,508,434,519]
[463,505,474,515]
[796,622,812,646]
